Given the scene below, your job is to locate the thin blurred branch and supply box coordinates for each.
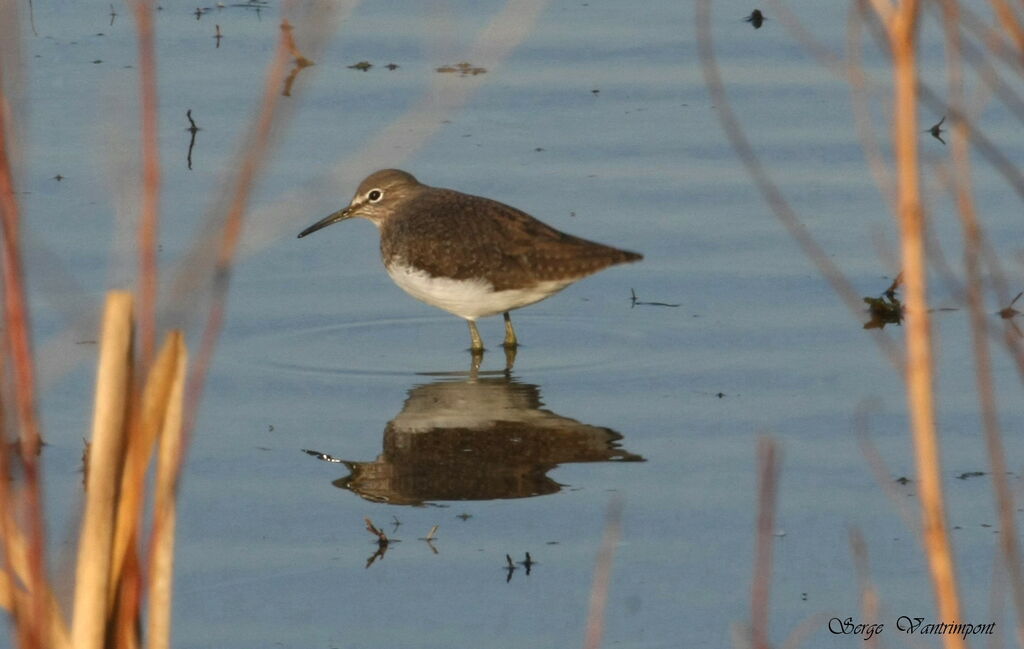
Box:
[583,497,623,649]
[750,437,780,649]
[695,0,903,372]
[131,0,162,370]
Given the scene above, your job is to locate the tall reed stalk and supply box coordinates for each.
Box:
[0,2,321,646]
[700,0,1024,644]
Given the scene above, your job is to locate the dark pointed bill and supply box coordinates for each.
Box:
[297,207,352,238]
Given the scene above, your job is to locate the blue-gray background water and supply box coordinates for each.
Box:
[12,1,1024,646]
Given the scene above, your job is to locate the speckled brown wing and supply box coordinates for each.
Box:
[381,188,642,290]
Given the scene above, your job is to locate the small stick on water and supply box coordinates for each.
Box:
[999,291,1023,319]
[281,19,315,97]
[629,288,680,308]
[365,518,388,547]
[419,525,440,554]
[504,554,517,582]
[185,110,200,171]
[520,552,535,575]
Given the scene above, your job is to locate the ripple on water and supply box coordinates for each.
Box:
[244,312,660,378]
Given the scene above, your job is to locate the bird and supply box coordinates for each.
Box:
[297,169,642,353]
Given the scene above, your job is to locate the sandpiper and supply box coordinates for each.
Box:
[297,169,642,352]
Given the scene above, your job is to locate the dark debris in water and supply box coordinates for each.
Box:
[863,273,903,329]
[436,61,487,76]
[744,9,766,29]
[956,471,986,480]
[302,448,344,464]
[999,291,1023,319]
[925,116,946,144]
[630,288,681,308]
[348,60,372,71]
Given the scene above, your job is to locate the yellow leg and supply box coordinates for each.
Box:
[467,320,484,352]
[502,312,518,348]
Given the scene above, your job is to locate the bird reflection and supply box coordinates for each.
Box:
[304,370,643,505]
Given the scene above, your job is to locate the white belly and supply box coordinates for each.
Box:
[385,261,573,320]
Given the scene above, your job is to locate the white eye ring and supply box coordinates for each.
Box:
[367,188,383,202]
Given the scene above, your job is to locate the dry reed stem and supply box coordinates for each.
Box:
[582,497,623,649]
[0,520,70,649]
[881,3,965,646]
[145,332,186,649]
[0,54,48,649]
[987,0,1024,54]
[72,292,133,649]
[751,438,779,649]
[130,0,161,369]
[849,529,881,649]
[941,1,1024,642]
[855,2,1024,381]
[108,324,185,608]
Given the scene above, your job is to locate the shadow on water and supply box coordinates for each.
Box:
[304,362,644,506]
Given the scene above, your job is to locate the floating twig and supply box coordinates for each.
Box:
[519,552,535,575]
[504,554,517,582]
[185,109,200,170]
[281,20,314,97]
[998,291,1023,319]
[302,448,343,463]
[925,116,946,145]
[629,288,680,308]
[423,525,438,542]
[436,61,487,76]
[365,518,389,547]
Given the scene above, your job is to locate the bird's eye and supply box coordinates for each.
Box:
[367,189,383,202]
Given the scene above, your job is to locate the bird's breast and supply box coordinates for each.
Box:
[384,259,573,320]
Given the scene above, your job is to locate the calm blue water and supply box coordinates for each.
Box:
[11,0,1024,647]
